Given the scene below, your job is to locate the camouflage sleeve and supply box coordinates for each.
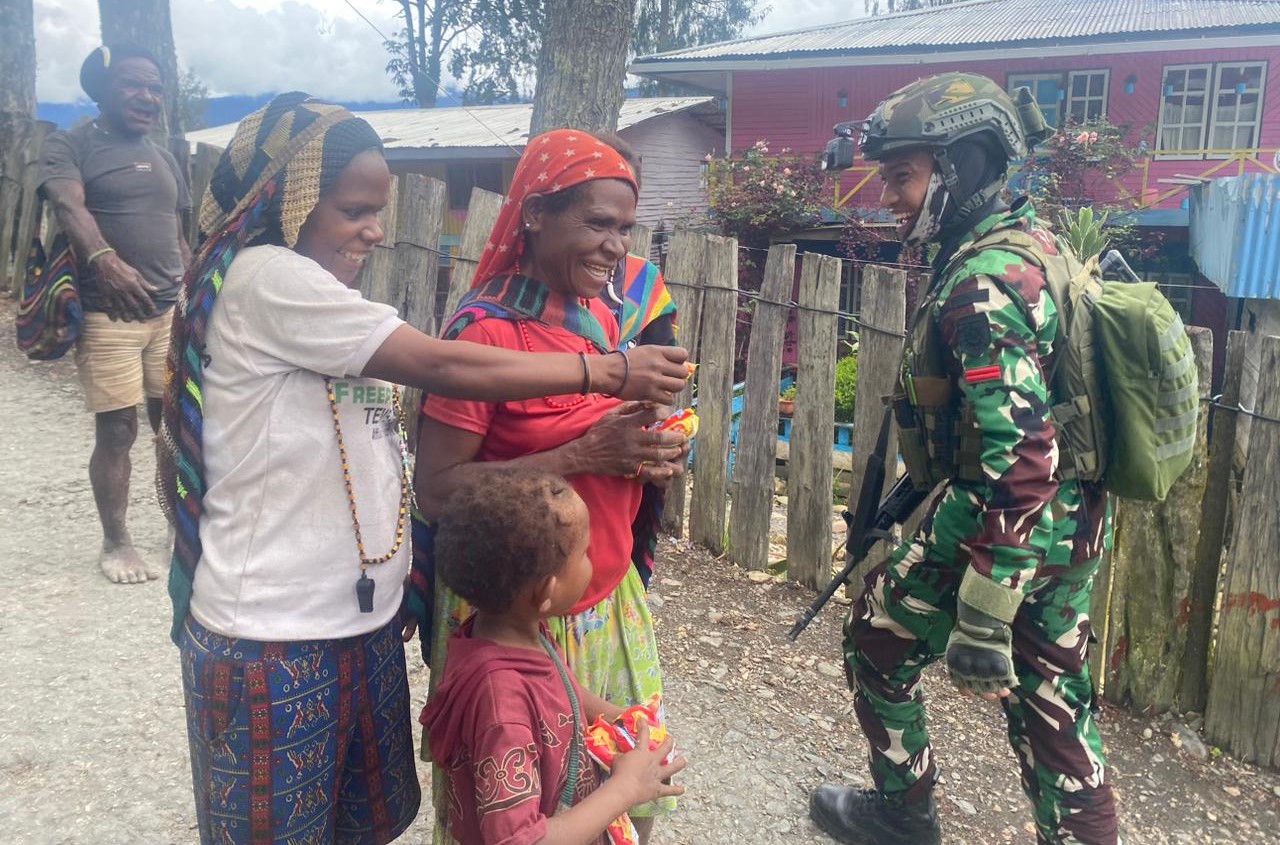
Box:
[936,266,1058,622]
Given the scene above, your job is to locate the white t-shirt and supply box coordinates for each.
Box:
[189,245,408,641]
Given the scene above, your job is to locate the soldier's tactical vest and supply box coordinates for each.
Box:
[893,224,1197,503]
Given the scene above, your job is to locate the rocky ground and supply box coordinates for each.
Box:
[0,298,1277,844]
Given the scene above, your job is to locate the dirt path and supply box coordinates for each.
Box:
[1,298,1276,844]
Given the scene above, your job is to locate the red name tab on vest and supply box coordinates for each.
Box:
[964,365,1002,385]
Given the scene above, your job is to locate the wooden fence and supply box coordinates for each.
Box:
[3,129,1278,769]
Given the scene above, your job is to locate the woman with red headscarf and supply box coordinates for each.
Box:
[413,129,689,842]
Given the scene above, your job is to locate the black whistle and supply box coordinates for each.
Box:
[356,572,375,613]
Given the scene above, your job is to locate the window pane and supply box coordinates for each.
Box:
[1087,100,1104,120]
[1239,95,1259,123]
[1189,68,1209,91]
[1089,74,1105,96]
[1072,75,1088,96]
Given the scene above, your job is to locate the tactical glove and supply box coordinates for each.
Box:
[945,601,1018,695]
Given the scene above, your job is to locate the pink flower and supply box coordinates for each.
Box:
[1089,132,1099,143]
[1075,131,1090,145]
[761,146,770,153]
[742,165,751,172]
[782,167,792,177]
[704,152,713,162]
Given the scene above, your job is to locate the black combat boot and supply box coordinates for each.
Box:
[809,784,942,845]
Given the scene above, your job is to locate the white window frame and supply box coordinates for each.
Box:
[1206,61,1268,159]
[1009,72,1065,128]
[1066,70,1110,123]
[1156,64,1213,159]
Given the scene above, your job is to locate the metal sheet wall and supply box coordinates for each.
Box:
[1190,173,1280,300]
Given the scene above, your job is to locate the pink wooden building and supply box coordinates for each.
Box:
[633,0,1280,375]
[633,0,1280,230]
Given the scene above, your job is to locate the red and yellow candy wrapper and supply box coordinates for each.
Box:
[606,814,639,845]
[586,706,668,845]
[652,408,698,439]
[584,705,673,770]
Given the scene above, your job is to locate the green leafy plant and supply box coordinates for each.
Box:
[834,354,858,424]
[705,140,831,249]
[1057,206,1113,261]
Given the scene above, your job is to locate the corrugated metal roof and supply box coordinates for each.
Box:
[633,0,1280,65]
[1190,173,1280,300]
[185,97,716,152]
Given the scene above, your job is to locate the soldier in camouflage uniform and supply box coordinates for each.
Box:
[809,74,1118,845]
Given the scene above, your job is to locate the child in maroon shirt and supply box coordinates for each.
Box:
[422,467,685,845]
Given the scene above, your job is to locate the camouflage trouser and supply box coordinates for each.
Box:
[842,483,1118,845]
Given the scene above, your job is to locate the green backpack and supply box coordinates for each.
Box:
[949,227,1198,502]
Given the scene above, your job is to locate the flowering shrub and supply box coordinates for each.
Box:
[1016,116,1141,221]
[705,140,830,248]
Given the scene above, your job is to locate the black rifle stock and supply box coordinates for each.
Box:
[787,406,928,641]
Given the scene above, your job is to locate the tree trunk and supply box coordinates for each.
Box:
[530,0,637,135]
[0,0,36,291]
[97,0,183,144]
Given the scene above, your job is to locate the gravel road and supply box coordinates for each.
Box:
[1,300,1276,844]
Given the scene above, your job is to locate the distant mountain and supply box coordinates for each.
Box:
[37,94,414,131]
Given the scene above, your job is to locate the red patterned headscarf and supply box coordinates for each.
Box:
[472,129,639,287]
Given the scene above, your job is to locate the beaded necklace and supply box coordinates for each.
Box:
[325,377,412,613]
[516,305,598,410]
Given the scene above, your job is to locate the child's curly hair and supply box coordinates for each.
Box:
[434,466,586,614]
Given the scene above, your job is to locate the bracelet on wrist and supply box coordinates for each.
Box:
[604,349,629,397]
[86,246,116,265]
[577,351,592,395]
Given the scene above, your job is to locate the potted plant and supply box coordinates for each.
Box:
[778,384,797,417]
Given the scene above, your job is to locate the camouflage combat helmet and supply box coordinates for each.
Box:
[860,72,1054,163]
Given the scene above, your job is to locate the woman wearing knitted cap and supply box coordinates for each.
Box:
[158,96,688,845]
[414,129,689,844]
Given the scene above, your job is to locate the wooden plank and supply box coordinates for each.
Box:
[7,121,51,296]
[186,142,221,246]
[687,234,737,555]
[442,187,503,323]
[1102,326,1213,712]
[359,176,398,305]
[658,230,706,538]
[1183,330,1247,711]
[728,244,796,571]
[390,175,448,452]
[394,175,448,334]
[1204,334,1280,769]
[629,224,652,266]
[787,253,841,589]
[0,118,32,294]
[844,264,906,601]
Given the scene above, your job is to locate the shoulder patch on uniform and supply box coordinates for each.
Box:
[955,313,991,358]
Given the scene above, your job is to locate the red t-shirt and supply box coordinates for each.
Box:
[424,304,643,613]
[422,620,605,845]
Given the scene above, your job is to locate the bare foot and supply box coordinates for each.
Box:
[99,544,155,584]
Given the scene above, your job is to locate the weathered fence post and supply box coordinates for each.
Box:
[1184,330,1247,710]
[391,176,448,448]
[0,119,33,294]
[4,121,51,295]
[630,224,652,264]
[845,264,907,600]
[659,230,706,538]
[1101,326,1213,712]
[788,253,841,589]
[688,234,737,555]
[186,142,220,245]
[360,176,399,305]
[728,243,796,571]
[441,187,503,323]
[1204,334,1280,769]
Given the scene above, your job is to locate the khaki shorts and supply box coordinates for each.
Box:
[74,310,172,413]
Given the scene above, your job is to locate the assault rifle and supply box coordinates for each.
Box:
[788,407,929,641]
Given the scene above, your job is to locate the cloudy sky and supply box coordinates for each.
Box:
[34,0,859,104]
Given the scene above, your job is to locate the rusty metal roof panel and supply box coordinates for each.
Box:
[633,0,1280,64]
[186,97,717,152]
[1191,174,1280,300]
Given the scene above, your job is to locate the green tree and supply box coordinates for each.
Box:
[632,0,766,95]
[378,0,763,106]
[177,68,209,131]
[865,0,953,13]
